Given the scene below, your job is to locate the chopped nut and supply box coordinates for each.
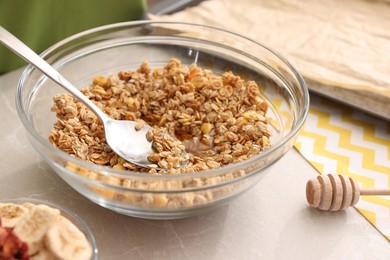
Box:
[152,194,168,207]
[134,119,145,131]
[93,75,108,88]
[200,123,213,134]
[92,87,107,96]
[222,154,233,164]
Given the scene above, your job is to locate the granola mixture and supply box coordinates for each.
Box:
[49,58,272,174]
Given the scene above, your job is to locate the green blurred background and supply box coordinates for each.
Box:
[0,0,146,74]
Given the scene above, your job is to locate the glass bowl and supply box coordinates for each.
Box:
[16,21,309,219]
[0,198,98,259]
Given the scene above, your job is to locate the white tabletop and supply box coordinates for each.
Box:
[1,68,389,259]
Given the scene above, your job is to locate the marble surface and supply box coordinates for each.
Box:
[1,68,389,259]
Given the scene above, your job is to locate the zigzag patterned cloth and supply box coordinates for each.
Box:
[295,94,390,241]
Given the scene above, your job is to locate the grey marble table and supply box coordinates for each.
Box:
[1,68,389,259]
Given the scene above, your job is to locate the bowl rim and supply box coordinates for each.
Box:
[15,20,309,180]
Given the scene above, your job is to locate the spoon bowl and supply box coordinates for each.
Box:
[104,119,155,167]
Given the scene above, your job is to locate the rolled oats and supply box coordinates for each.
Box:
[49,58,272,174]
[50,58,273,208]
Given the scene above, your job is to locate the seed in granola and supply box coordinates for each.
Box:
[146,130,154,142]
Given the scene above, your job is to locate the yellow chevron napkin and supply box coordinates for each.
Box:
[295,94,390,241]
[150,0,390,240]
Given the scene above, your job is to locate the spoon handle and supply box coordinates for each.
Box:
[0,26,109,122]
[360,188,390,196]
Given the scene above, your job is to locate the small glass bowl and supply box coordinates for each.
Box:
[16,21,309,219]
[0,198,98,259]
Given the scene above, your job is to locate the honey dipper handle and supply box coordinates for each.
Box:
[360,188,390,196]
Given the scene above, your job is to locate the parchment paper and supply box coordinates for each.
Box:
[150,0,390,119]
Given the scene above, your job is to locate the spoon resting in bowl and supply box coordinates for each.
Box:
[0,26,186,169]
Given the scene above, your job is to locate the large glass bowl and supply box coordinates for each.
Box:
[16,21,309,219]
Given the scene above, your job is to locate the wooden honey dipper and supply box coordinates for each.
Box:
[306,174,390,211]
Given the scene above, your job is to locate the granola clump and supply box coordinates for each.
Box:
[49,58,272,174]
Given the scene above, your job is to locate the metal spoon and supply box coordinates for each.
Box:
[0,26,160,168]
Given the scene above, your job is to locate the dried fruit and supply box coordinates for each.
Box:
[0,218,29,260]
[0,203,29,228]
[0,203,92,260]
[45,216,92,260]
[13,205,60,255]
